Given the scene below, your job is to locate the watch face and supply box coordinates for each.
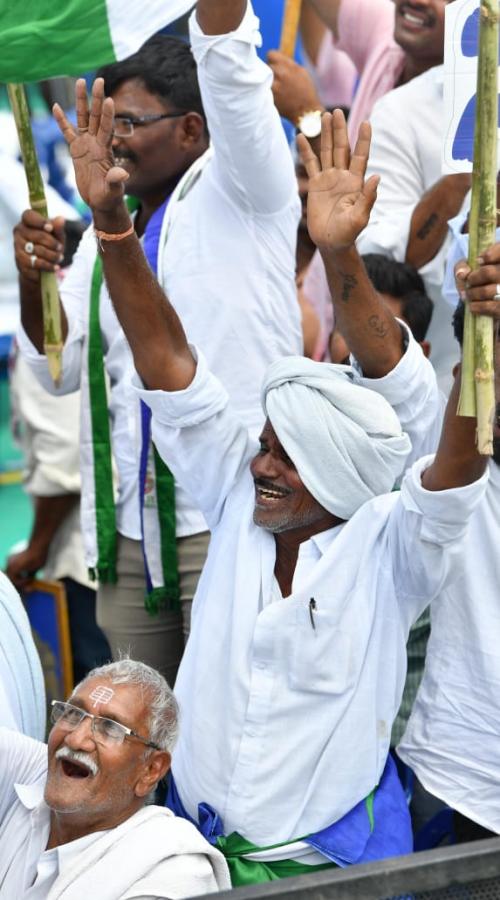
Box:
[300,111,322,139]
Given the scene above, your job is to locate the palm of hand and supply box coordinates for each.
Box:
[70,132,123,211]
[307,169,367,251]
[53,79,128,215]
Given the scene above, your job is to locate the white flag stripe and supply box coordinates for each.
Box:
[108,0,195,61]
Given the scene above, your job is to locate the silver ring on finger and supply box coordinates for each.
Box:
[494,284,500,301]
[30,254,37,269]
[77,127,89,133]
[24,240,35,254]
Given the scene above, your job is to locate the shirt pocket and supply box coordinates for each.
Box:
[288,601,357,695]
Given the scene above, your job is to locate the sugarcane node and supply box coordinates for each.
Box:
[478,213,497,224]
[43,343,64,353]
[474,368,495,383]
[480,5,500,24]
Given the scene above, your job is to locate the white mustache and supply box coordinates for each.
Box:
[56,745,99,777]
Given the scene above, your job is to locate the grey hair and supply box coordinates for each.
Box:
[74,656,179,753]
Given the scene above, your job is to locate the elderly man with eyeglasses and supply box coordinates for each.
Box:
[0,658,230,899]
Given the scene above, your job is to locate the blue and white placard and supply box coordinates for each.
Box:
[443,0,500,174]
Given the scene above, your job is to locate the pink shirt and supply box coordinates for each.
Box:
[304,0,406,360]
[308,32,357,110]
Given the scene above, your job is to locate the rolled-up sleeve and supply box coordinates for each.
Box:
[133,350,255,529]
[389,455,488,630]
[353,322,445,472]
[189,2,298,215]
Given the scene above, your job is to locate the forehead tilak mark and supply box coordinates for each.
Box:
[89,685,115,708]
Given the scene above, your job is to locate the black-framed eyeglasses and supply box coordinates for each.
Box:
[113,112,186,137]
[50,700,161,750]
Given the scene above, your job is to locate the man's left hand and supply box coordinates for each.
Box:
[297,110,380,254]
[455,243,500,319]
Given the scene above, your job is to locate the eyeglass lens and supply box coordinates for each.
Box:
[52,702,126,745]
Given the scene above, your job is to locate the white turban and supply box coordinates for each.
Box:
[261,357,411,520]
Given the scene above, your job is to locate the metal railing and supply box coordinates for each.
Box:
[195,837,500,900]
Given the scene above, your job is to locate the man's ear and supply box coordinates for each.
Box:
[420,339,431,359]
[179,112,206,149]
[134,751,171,799]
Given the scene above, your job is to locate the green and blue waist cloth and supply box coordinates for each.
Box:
[166,754,412,886]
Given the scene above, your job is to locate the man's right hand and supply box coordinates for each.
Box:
[6,544,46,591]
[14,210,66,285]
[297,109,380,253]
[268,51,323,125]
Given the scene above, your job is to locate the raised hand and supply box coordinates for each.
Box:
[297,109,380,252]
[53,78,129,215]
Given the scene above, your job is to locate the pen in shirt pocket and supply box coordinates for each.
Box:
[309,597,317,630]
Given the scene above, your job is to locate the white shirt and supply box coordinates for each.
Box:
[0,728,49,894]
[18,2,302,546]
[399,460,500,834]
[357,65,468,394]
[9,353,92,589]
[0,729,230,898]
[0,573,46,740]
[134,348,486,847]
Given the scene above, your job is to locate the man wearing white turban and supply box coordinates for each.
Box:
[56,85,488,887]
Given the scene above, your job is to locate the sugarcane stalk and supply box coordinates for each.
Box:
[7,83,62,385]
[457,0,498,455]
[280,0,303,57]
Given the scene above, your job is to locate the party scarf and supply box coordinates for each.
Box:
[82,151,212,610]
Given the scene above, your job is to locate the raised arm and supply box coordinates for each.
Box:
[298,110,404,378]
[53,79,195,392]
[304,0,343,40]
[421,370,487,491]
[189,1,298,215]
[196,0,246,34]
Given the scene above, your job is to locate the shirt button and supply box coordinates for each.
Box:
[256,661,267,670]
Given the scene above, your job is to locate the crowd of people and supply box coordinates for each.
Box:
[1,0,499,897]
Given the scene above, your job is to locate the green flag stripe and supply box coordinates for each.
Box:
[88,254,117,584]
[0,0,115,84]
[0,0,195,84]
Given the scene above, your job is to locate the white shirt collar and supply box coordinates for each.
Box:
[309,523,345,557]
[15,778,45,811]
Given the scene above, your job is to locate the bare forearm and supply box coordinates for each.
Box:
[320,244,403,377]
[422,371,487,491]
[304,0,342,39]
[20,278,68,355]
[300,2,328,63]
[196,0,247,35]
[93,207,195,391]
[30,494,79,557]
[406,175,471,269]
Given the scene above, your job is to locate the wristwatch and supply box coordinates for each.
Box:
[296,109,323,139]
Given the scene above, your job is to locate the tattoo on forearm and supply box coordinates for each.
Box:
[368,315,389,338]
[340,273,358,303]
[416,212,439,240]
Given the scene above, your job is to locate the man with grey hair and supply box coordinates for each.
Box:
[51,70,490,885]
[0,658,230,898]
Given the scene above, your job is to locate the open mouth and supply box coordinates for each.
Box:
[113,155,134,168]
[60,758,94,779]
[254,481,291,505]
[398,6,431,29]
